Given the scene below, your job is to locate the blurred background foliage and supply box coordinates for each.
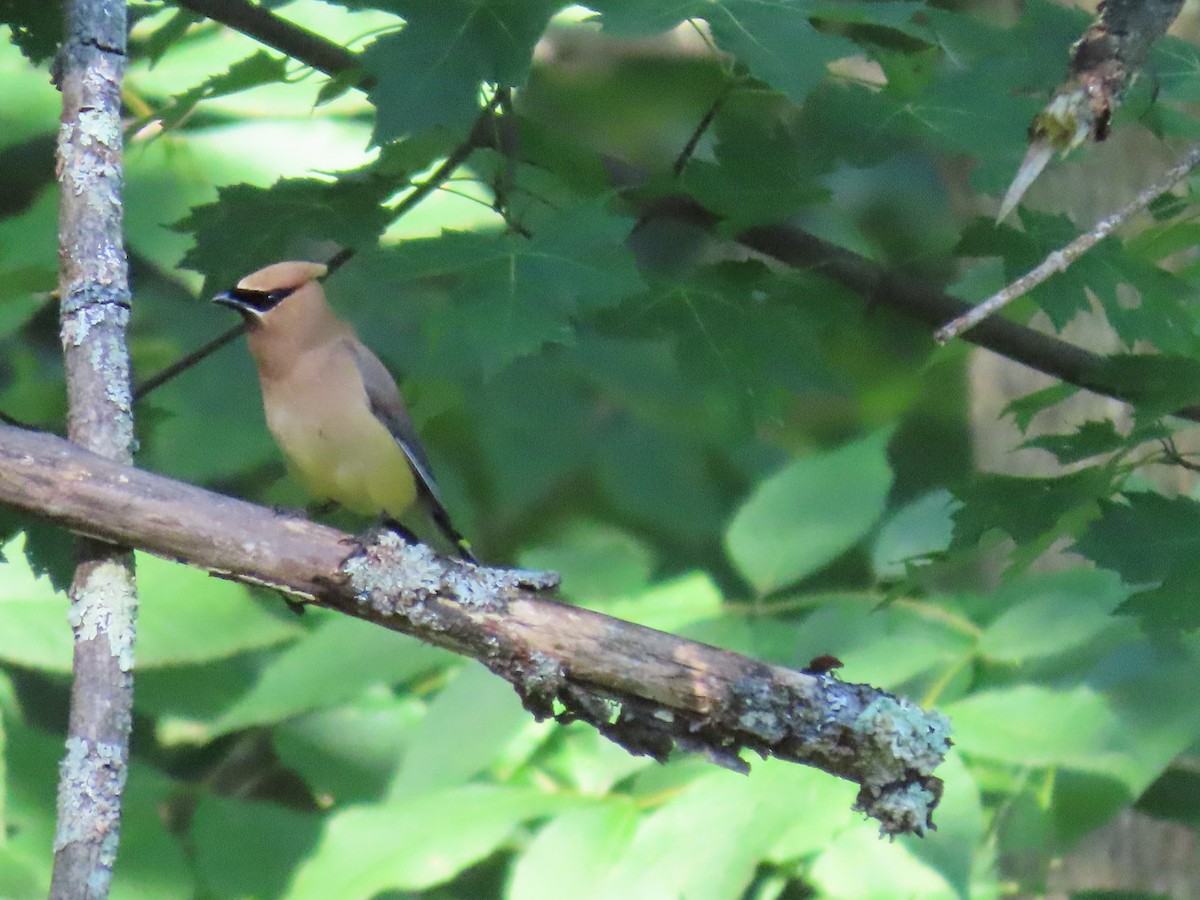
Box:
[4,0,1200,896]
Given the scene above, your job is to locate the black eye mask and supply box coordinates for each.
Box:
[221,286,296,312]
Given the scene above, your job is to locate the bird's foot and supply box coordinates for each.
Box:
[342,516,420,548]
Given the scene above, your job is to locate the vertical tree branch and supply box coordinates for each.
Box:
[49,1,138,898]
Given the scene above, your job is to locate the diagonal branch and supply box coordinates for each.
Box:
[0,421,950,838]
[172,0,363,82]
[940,141,1200,342]
[731,219,1200,423]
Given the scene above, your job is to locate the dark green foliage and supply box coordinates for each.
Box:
[0,0,60,63]
[360,0,562,142]
[8,0,1200,895]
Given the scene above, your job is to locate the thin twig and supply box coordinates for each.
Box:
[389,89,505,223]
[673,83,730,176]
[132,14,505,400]
[1158,437,1200,472]
[133,322,244,401]
[937,141,1200,343]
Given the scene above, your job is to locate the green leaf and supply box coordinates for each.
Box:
[1076,492,1200,585]
[1004,383,1078,430]
[1113,560,1200,630]
[0,534,71,672]
[1138,766,1200,829]
[386,200,643,374]
[705,3,857,107]
[583,762,843,899]
[389,662,532,799]
[175,176,393,296]
[1088,354,1200,420]
[593,571,724,633]
[508,801,641,900]
[952,468,1113,549]
[902,750,985,899]
[275,696,423,804]
[111,761,193,899]
[0,268,50,338]
[871,489,957,580]
[909,3,1084,194]
[467,354,595,513]
[0,542,300,673]
[808,825,956,898]
[14,518,75,593]
[362,0,560,142]
[148,51,289,132]
[1021,420,1138,465]
[682,88,829,229]
[726,429,894,594]
[288,785,585,898]
[946,685,1130,775]
[133,659,261,736]
[518,520,655,602]
[140,9,202,67]
[978,569,1129,663]
[0,0,62,64]
[762,765,858,862]
[536,726,655,796]
[207,615,451,737]
[777,593,974,687]
[597,416,725,538]
[137,553,302,667]
[191,797,321,899]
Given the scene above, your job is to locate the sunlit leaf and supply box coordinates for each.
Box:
[726,429,894,594]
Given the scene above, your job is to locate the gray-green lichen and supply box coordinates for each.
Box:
[343,530,556,619]
[53,736,126,880]
[731,673,799,743]
[61,286,130,347]
[343,532,445,616]
[852,696,952,836]
[67,558,137,672]
[854,695,951,777]
[456,564,553,609]
[77,103,120,150]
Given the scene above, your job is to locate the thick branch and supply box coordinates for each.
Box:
[731,219,1200,423]
[52,1,138,897]
[0,422,950,837]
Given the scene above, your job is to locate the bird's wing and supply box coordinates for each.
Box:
[344,339,476,561]
[343,339,444,505]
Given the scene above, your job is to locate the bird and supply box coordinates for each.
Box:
[213,260,475,562]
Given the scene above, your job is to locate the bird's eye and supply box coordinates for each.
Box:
[266,288,295,303]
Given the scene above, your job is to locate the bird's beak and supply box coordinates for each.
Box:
[213,289,264,322]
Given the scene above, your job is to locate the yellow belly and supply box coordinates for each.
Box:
[261,379,418,519]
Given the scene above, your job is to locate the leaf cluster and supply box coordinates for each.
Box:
[6,0,1200,896]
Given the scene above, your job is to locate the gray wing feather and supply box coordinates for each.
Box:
[343,339,445,505]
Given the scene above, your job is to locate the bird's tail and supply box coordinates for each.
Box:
[423,491,477,564]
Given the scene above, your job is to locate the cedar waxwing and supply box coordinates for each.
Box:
[214,260,474,561]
